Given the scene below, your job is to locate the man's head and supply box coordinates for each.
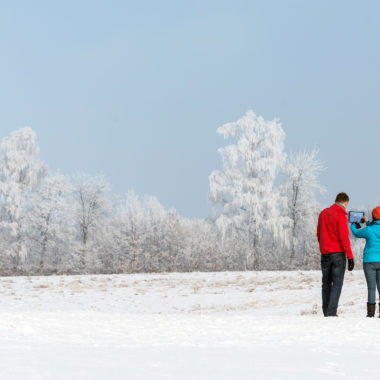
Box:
[335,192,349,209]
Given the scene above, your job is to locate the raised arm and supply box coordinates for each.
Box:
[351,223,370,239]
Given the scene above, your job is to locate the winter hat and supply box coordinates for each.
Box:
[372,207,380,221]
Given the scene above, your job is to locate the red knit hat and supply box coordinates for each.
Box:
[372,207,380,220]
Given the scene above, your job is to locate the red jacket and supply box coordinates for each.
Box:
[317,204,353,259]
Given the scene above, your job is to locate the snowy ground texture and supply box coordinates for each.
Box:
[0,270,379,380]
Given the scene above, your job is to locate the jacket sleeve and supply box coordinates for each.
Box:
[338,214,353,259]
[317,213,322,242]
[351,223,370,239]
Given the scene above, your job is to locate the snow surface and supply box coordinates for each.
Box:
[0,270,378,379]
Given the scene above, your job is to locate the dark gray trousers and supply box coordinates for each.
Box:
[321,253,346,316]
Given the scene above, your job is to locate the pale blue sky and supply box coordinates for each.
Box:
[0,0,379,217]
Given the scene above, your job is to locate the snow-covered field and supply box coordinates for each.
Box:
[0,270,378,379]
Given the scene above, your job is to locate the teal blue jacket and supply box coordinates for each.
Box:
[351,221,380,263]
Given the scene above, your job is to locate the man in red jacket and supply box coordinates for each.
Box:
[317,192,354,317]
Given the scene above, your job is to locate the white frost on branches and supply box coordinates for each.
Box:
[281,148,325,267]
[0,128,47,266]
[0,118,326,274]
[27,173,74,272]
[209,111,288,270]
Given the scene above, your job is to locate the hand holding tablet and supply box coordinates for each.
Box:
[348,211,365,224]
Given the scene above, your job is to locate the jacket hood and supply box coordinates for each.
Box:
[371,222,380,240]
[327,203,347,216]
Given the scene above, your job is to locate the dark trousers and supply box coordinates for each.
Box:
[321,253,346,316]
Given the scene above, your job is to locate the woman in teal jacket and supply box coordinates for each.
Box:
[351,207,380,317]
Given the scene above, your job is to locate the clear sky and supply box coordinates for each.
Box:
[0,0,379,218]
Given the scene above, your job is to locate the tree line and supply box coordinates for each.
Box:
[0,112,353,275]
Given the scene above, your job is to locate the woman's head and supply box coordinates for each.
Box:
[372,207,380,221]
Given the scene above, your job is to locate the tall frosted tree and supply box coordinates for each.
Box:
[209,111,287,270]
[0,128,47,270]
[281,148,325,267]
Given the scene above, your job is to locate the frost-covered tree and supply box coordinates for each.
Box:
[209,111,287,270]
[161,209,186,272]
[119,191,171,272]
[183,218,223,272]
[0,128,47,270]
[73,174,111,270]
[27,173,74,273]
[119,190,146,272]
[117,191,189,273]
[281,148,325,267]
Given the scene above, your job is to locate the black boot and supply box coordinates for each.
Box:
[378,303,380,318]
[367,302,376,317]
